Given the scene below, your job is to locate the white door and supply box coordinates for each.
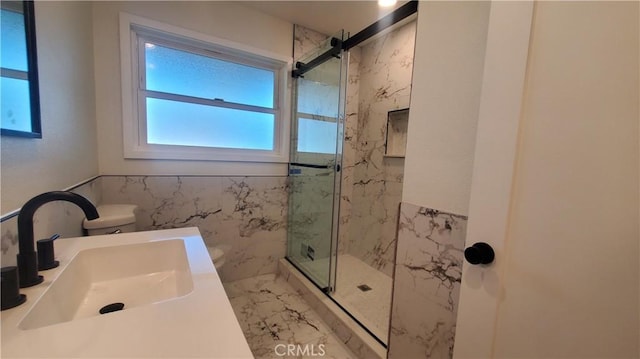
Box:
[454,1,639,358]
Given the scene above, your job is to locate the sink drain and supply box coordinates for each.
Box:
[99,302,125,314]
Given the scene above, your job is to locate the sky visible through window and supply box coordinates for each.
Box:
[1,9,27,71]
[297,117,337,154]
[143,42,276,150]
[146,97,274,150]
[1,78,31,132]
[1,8,31,132]
[295,78,340,155]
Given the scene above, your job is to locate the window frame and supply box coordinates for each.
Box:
[120,13,291,162]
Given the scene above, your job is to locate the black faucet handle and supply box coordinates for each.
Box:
[37,235,60,271]
[1,266,27,310]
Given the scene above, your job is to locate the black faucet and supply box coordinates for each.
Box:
[17,191,99,288]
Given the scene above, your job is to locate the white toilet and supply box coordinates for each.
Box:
[83,204,226,271]
[207,246,226,271]
[83,204,138,236]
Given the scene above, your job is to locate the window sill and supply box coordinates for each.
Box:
[124,143,288,163]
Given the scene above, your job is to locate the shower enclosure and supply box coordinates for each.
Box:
[287,3,417,346]
[287,32,346,291]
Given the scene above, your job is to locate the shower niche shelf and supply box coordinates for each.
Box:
[384,108,409,158]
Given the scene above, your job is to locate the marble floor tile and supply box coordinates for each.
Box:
[224,274,357,359]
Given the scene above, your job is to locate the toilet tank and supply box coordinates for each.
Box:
[83,204,138,236]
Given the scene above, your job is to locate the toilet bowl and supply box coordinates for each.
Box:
[84,205,225,272]
[83,204,138,236]
[207,246,225,271]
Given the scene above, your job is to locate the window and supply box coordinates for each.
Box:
[120,13,290,162]
[295,77,340,155]
[296,117,337,154]
[1,0,41,138]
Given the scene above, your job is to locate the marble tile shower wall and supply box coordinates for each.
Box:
[388,202,467,359]
[294,25,332,64]
[346,21,416,276]
[0,177,103,266]
[338,46,361,255]
[99,176,288,283]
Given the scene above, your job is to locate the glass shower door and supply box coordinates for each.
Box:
[287,34,345,291]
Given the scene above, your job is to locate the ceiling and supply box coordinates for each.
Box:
[239,1,410,37]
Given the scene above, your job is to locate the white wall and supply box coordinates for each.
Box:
[492,2,639,357]
[402,1,490,216]
[92,1,294,176]
[0,1,98,213]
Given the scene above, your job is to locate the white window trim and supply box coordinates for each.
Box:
[119,12,291,163]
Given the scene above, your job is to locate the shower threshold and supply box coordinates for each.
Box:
[289,254,392,343]
[279,259,387,359]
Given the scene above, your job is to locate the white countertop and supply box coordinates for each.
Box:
[1,227,254,358]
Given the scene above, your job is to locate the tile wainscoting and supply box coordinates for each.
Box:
[0,177,102,266]
[1,175,288,283]
[388,202,468,359]
[2,181,470,357]
[100,176,288,282]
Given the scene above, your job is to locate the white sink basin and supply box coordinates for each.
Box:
[19,239,194,330]
[2,228,252,358]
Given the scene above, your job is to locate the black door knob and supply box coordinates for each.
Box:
[464,242,495,265]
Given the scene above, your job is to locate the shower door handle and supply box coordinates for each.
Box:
[289,162,332,169]
[288,163,340,175]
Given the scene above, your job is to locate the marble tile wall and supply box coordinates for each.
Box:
[0,175,288,284]
[337,46,361,255]
[99,176,288,283]
[0,177,102,267]
[345,20,417,276]
[294,25,332,64]
[388,202,467,359]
